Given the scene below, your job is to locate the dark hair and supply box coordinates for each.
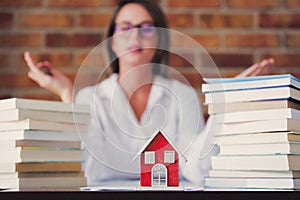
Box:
[106,0,170,74]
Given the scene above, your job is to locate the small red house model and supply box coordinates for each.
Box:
[134,130,186,187]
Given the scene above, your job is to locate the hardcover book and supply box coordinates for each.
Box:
[0,130,81,141]
[218,142,300,155]
[204,86,300,104]
[0,162,83,173]
[0,119,88,132]
[208,100,300,114]
[208,169,300,178]
[0,148,83,163]
[216,118,300,135]
[215,131,300,145]
[205,177,300,189]
[0,108,90,124]
[0,139,81,150]
[0,176,87,190]
[211,154,300,171]
[0,98,89,113]
[202,74,300,93]
[213,108,300,124]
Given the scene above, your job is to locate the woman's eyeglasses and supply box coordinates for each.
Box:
[114,21,156,39]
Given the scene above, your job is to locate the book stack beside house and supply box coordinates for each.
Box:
[202,74,300,190]
[0,98,90,191]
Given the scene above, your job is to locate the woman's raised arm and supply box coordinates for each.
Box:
[24,51,73,103]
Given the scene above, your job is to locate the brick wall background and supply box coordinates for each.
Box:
[0,0,300,116]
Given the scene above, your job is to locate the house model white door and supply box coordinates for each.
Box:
[152,164,168,187]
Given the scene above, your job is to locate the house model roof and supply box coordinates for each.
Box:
[132,129,188,162]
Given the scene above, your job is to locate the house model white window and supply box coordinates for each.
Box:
[152,164,167,187]
[164,150,175,163]
[144,151,155,164]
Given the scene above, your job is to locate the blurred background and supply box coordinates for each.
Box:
[0,0,299,117]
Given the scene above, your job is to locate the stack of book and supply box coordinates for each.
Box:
[0,98,90,191]
[202,74,300,190]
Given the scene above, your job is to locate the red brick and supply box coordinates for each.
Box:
[200,14,254,28]
[11,88,62,101]
[168,0,220,8]
[181,72,204,88]
[46,33,101,47]
[0,13,13,29]
[260,53,300,67]
[225,33,280,47]
[16,93,60,101]
[0,94,15,100]
[189,34,220,48]
[0,33,43,47]
[105,0,119,6]
[0,0,42,7]
[76,52,90,67]
[167,14,194,28]
[0,73,35,87]
[5,72,75,88]
[75,52,106,69]
[260,13,300,28]
[17,52,73,70]
[286,0,300,8]
[168,70,204,88]
[170,33,219,48]
[48,0,102,8]
[78,13,111,28]
[226,0,280,8]
[169,52,194,67]
[0,54,11,68]
[18,13,73,28]
[210,53,254,67]
[286,33,300,47]
[170,33,197,48]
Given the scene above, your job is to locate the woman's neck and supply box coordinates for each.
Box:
[118,63,153,97]
[118,64,154,122]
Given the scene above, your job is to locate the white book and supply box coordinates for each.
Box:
[215,132,300,145]
[0,148,83,163]
[217,118,300,135]
[204,177,300,189]
[0,108,90,124]
[214,108,300,124]
[208,169,300,178]
[0,176,86,190]
[219,142,300,155]
[208,100,300,114]
[202,74,300,93]
[0,171,85,179]
[0,130,80,141]
[0,162,83,173]
[204,86,300,104]
[211,154,300,171]
[0,119,88,132]
[0,98,89,113]
[0,139,81,150]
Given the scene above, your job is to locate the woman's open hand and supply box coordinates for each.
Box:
[235,58,275,78]
[24,51,73,102]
